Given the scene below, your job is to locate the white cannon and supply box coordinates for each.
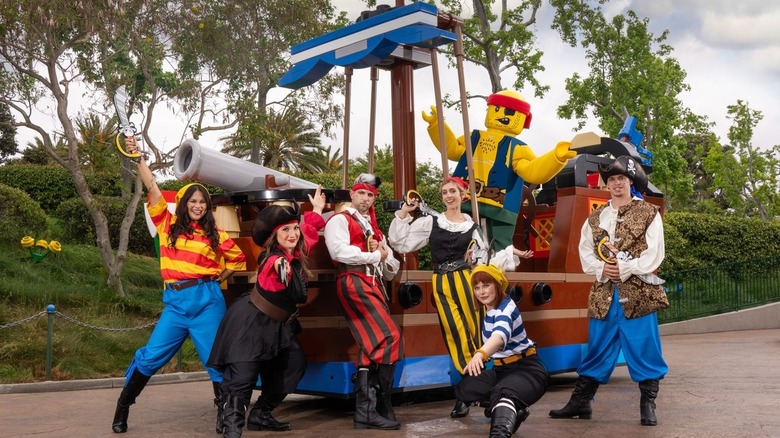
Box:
[173,139,318,191]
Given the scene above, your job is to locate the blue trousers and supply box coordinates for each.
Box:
[125,281,226,383]
[578,287,668,384]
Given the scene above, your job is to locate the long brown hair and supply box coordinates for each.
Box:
[169,185,220,253]
[256,225,312,277]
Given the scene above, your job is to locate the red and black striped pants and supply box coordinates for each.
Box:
[336,273,403,367]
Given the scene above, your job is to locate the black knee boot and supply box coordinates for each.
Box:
[373,364,397,422]
[247,392,292,431]
[548,376,600,419]
[111,369,151,433]
[488,397,529,438]
[639,379,659,426]
[222,395,247,438]
[353,368,400,430]
[213,381,225,434]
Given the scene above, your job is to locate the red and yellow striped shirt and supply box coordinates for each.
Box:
[148,197,246,283]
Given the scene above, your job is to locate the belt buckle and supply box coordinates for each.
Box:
[285,309,300,325]
[169,283,182,291]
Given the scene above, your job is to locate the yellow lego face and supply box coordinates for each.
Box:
[484,104,526,135]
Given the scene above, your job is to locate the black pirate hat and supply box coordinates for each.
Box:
[252,203,301,247]
[598,155,648,194]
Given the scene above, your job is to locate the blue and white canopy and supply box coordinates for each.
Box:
[278,2,456,89]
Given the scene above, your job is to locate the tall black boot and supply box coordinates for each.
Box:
[488,397,529,438]
[639,379,659,426]
[373,364,397,422]
[247,392,292,431]
[111,369,151,433]
[213,381,225,434]
[353,368,400,430]
[222,395,247,438]
[548,376,600,419]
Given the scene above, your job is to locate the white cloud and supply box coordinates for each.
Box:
[13,0,780,175]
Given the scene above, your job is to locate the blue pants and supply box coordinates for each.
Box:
[578,287,668,384]
[125,281,226,383]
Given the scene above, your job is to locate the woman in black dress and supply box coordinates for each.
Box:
[208,187,325,437]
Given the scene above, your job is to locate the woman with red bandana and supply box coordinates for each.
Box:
[324,173,402,430]
[208,188,326,437]
[112,137,246,434]
[388,177,532,419]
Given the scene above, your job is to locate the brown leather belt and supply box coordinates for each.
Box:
[166,277,214,291]
[493,347,537,367]
[249,289,298,324]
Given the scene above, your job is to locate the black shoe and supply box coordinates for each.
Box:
[450,400,470,418]
[247,411,292,431]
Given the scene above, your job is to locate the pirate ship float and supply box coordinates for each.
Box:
[171,2,663,397]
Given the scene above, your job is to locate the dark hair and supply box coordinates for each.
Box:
[168,184,220,253]
[257,225,312,277]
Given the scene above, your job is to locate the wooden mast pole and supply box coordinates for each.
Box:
[341,67,353,189]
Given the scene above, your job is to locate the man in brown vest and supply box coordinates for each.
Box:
[549,156,669,426]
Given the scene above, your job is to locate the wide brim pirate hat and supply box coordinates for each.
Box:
[252,203,301,248]
[598,155,648,194]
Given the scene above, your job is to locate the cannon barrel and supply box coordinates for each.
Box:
[173,139,318,191]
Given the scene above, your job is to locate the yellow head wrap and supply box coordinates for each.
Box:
[175,183,209,205]
[471,264,508,292]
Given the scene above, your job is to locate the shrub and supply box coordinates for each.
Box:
[0,164,121,213]
[0,183,48,245]
[56,196,156,256]
[664,212,780,269]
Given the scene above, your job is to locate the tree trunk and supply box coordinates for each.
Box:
[250,91,269,164]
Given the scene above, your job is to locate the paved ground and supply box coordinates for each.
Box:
[2,329,780,437]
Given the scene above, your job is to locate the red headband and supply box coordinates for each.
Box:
[487,93,532,129]
[351,183,378,195]
[442,176,468,190]
[273,219,299,234]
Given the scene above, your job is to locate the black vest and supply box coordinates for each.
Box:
[429,216,477,265]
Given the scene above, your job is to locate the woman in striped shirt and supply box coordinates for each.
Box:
[112,136,246,434]
[455,259,548,438]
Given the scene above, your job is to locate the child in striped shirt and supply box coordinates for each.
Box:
[455,253,548,438]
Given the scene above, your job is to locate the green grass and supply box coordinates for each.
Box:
[0,242,206,383]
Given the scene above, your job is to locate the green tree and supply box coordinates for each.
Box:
[0,102,17,163]
[165,0,347,163]
[309,145,344,173]
[703,101,779,220]
[426,0,605,100]
[674,112,720,212]
[351,144,443,189]
[221,105,325,172]
[556,10,692,207]
[5,137,63,166]
[0,0,151,296]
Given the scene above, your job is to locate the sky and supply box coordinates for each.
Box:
[14,0,780,174]
[312,0,780,169]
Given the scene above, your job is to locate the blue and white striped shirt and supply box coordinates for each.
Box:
[482,296,535,359]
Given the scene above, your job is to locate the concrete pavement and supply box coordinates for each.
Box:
[2,329,780,437]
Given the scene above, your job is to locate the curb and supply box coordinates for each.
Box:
[0,371,210,395]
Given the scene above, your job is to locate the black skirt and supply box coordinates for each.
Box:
[207,290,296,370]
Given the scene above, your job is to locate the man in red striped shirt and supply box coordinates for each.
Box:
[324,173,402,430]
